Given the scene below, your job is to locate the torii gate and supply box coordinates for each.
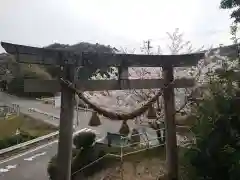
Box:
[1,42,204,180]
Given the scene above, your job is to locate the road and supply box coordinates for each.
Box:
[0,92,136,140]
[0,140,58,180]
[0,92,166,180]
[0,92,139,180]
[0,92,128,134]
[0,92,172,180]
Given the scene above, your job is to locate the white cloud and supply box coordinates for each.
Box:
[0,0,234,53]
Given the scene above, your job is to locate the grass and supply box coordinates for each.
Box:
[0,113,57,138]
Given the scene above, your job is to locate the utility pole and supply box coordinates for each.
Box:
[141,39,153,55]
[146,39,152,55]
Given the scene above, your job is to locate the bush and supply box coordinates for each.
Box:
[71,146,107,178]
[73,131,96,149]
[7,64,54,98]
[47,148,80,180]
[0,139,9,149]
[180,67,240,180]
[47,155,57,180]
[48,132,108,180]
[0,132,36,149]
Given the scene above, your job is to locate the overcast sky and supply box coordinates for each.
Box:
[0,0,234,53]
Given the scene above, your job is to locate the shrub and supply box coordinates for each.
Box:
[0,132,36,149]
[0,138,9,149]
[47,155,57,180]
[182,94,240,180]
[180,65,240,180]
[7,64,54,98]
[73,131,96,149]
[48,132,108,180]
[47,148,80,180]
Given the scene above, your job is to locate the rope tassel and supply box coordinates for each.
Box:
[147,104,157,119]
[130,128,140,147]
[119,120,130,136]
[88,111,101,127]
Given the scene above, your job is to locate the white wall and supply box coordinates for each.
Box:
[54,95,61,108]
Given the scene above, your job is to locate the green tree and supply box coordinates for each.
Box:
[220,0,240,23]
[7,64,53,98]
[180,54,240,180]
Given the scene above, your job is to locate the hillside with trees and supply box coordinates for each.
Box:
[43,42,118,79]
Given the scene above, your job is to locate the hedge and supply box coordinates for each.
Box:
[0,132,36,150]
[7,65,55,98]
